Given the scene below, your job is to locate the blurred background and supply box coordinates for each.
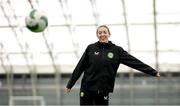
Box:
[0,0,180,105]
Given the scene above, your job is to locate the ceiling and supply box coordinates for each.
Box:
[0,0,180,73]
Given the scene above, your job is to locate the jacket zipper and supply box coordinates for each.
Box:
[98,46,106,92]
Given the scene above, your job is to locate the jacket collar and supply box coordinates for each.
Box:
[95,41,115,49]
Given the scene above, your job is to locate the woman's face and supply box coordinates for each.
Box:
[97,26,110,43]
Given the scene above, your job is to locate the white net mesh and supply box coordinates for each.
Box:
[9,96,45,106]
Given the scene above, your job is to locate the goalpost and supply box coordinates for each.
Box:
[9,96,46,106]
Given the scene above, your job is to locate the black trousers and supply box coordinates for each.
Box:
[80,89,109,106]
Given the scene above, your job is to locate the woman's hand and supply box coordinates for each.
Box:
[65,87,71,93]
[156,72,160,80]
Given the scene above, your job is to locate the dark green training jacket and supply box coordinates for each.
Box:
[66,41,157,92]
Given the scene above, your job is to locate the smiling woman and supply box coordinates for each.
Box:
[96,25,111,43]
[66,25,160,106]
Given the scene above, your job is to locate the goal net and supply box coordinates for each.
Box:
[9,96,45,106]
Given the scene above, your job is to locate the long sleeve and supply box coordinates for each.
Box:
[66,47,89,89]
[119,48,157,76]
